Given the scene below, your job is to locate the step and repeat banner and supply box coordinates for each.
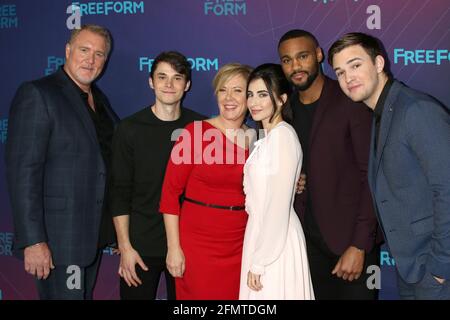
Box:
[0,0,449,300]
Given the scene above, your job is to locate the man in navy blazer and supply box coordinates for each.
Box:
[5,25,119,299]
[330,32,450,299]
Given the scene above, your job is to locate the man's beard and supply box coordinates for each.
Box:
[290,63,319,91]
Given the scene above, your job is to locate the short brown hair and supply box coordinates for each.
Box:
[68,24,112,56]
[150,51,191,83]
[328,32,384,66]
[212,63,253,96]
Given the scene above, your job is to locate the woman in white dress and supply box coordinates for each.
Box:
[239,63,314,300]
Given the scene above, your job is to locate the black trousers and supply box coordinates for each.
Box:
[35,250,102,300]
[120,256,175,300]
[306,239,380,300]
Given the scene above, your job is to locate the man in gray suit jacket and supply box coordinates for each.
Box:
[5,24,119,299]
[329,32,450,299]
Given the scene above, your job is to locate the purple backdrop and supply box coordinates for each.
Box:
[1,0,449,300]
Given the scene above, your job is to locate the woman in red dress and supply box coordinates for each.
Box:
[159,63,254,299]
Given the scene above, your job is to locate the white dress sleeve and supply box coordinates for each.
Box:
[250,126,303,275]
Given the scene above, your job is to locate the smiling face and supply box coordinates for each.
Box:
[247,78,284,128]
[332,44,386,109]
[149,61,190,106]
[64,30,108,91]
[216,74,248,123]
[278,36,322,91]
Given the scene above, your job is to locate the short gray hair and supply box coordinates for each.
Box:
[68,24,112,56]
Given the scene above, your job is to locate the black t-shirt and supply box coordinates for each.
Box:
[109,107,206,258]
[290,91,318,172]
[290,91,334,256]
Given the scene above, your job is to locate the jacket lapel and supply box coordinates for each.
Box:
[367,117,376,190]
[309,76,333,150]
[92,84,120,127]
[55,69,100,146]
[374,80,401,177]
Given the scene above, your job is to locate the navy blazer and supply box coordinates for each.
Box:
[5,68,119,267]
[368,80,450,283]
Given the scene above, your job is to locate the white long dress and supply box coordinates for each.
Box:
[239,121,314,300]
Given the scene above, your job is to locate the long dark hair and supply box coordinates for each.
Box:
[247,63,293,130]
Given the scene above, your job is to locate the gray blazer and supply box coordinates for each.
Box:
[5,68,119,267]
[368,79,450,283]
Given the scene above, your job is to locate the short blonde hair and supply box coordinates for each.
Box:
[212,63,253,95]
[68,24,112,56]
